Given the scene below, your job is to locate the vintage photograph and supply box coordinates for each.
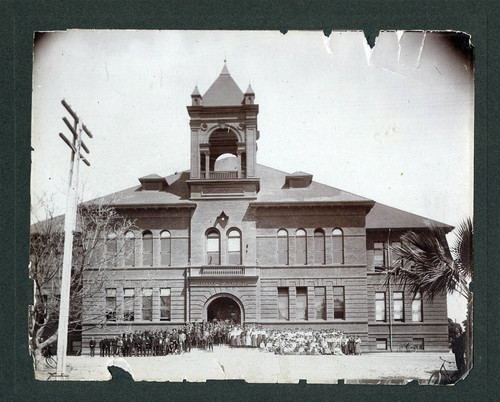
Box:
[30,30,473,383]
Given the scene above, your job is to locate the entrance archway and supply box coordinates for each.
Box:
[205,295,242,324]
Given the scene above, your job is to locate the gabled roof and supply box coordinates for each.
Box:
[366,202,453,231]
[253,165,372,206]
[202,64,244,107]
[91,171,194,208]
[80,161,451,231]
[89,164,372,209]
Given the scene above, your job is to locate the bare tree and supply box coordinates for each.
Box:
[29,198,136,369]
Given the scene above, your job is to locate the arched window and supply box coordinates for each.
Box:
[106,232,117,267]
[277,229,289,265]
[314,228,326,264]
[295,229,307,265]
[142,231,153,266]
[332,228,344,264]
[160,230,171,266]
[227,229,242,265]
[124,231,135,267]
[206,229,220,265]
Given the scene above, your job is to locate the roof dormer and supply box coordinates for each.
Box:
[285,171,313,188]
[139,174,167,191]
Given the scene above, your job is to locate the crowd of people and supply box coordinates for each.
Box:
[89,320,362,357]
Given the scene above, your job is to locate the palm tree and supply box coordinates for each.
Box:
[386,218,473,372]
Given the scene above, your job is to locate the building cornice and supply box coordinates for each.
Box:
[112,203,197,210]
[249,200,375,211]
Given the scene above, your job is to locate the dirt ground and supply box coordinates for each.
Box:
[37,346,458,384]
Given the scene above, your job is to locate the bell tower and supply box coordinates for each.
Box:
[186,63,260,199]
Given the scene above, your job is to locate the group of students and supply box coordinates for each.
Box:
[89,320,362,357]
[227,325,362,355]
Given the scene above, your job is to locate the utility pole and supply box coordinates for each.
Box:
[56,100,92,377]
[387,229,393,352]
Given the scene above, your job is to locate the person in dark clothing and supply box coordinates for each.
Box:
[452,329,467,375]
[89,337,96,357]
[99,339,104,357]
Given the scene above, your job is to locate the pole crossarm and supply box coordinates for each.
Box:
[82,124,93,138]
[62,117,90,153]
[59,133,91,166]
[61,99,78,122]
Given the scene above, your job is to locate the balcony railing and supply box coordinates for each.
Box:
[200,266,245,276]
[201,171,238,179]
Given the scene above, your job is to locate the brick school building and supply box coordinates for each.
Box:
[81,64,450,354]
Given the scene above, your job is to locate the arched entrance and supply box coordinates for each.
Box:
[206,295,242,324]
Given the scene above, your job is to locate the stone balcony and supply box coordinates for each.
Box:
[188,266,259,285]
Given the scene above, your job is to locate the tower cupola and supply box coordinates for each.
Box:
[186,63,260,199]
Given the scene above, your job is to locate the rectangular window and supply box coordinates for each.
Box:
[314,287,326,320]
[412,292,423,322]
[332,233,344,264]
[125,237,135,267]
[296,287,308,320]
[277,235,289,265]
[333,286,345,319]
[143,234,153,266]
[207,237,220,265]
[105,288,116,321]
[393,291,404,321]
[160,237,171,266]
[390,241,401,265]
[413,338,424,350]
[123,288,134,321]
[142,288,153,321]
[295,233,307,265]
[228,237,241,265]
[160,288,171,321]
[374,242,385,267]
[375,292,386,321]
[376,338,388,350]
[106,236,117,267]
[314,232,325,264]
[277,287,289,321]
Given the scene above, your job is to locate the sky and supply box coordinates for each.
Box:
[31,30,474,323]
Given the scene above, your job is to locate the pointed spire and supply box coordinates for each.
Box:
[191,85,202,106]
[245,84,255,95]
[202,62,244,107]
[191,85,201,96]
[220,61,230,75]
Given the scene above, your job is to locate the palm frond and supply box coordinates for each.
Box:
[387,223,468,300]
[451,217,473,280]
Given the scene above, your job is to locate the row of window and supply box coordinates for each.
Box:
[105,288,172,322]
[277,228,344,265]
[106,230,172,267]
[105,227,346,267]
[375,291,423,322]
[206,228,241,265]
[276,286,345,321]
